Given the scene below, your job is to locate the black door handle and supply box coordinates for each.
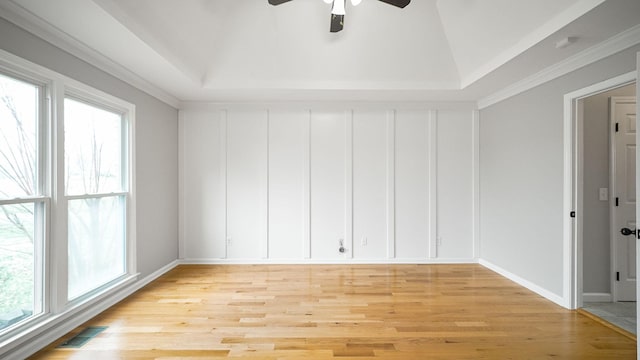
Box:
[620,227,636,236]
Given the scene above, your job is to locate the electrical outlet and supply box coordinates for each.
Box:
[361,236,367,246]
[599,188,608,201]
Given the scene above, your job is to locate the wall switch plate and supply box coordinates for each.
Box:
[599,188,608,201]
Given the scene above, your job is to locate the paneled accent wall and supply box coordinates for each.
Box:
[180,106,477,263]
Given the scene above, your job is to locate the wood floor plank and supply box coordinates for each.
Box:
[28,264,636,359]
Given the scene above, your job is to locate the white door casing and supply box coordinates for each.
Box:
[611,96,637,301]
[563,71,637,310]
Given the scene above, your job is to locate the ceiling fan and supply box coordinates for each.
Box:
[268,0,411,33]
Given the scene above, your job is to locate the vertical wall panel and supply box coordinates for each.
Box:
[302,115,311,258]
[226,110,268,259]
[268,110,307,259]
[182,111,226,259]
[437,110,473,259]
[428,111,438,258]
[472,110,480,259]
[345,113,354,259]
[395,110,430,259]
[310,111,346,259]
[386,112,396,258]
[353,110,388,259]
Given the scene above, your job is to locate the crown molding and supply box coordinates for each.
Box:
[478,24,640,109]
[460,0,606,89]
[178,101,478,112]
[0,1,180,109]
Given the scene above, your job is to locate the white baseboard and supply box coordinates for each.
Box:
[479,259,568,308]
[179,258,479,265]
[582,292,613,303]
[3,260,179,360]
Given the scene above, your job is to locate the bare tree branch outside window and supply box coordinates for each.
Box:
[0,83,35,242]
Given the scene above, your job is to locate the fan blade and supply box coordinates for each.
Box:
[377,0,410,8]
[268,0,294,5]
[330,14,344,32]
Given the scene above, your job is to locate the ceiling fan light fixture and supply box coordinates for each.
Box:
[269,0,410,32]
[331,0,346,15]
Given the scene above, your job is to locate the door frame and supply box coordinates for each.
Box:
[563,71,636,309]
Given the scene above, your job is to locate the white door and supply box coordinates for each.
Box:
[612,96,637,301]
[635,52,639,359]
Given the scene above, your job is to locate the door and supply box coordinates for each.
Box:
[635,52,639,359]
[612,96,637,301]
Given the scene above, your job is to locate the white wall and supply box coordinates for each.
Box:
[227,110,269,259]
[395,110,431,258]
[479,45,640,300]
[268,110,308,259]
[437,111,475,259]
[180,106,477,263]
[181,111,226,259]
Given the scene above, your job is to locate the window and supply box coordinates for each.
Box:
[64,98,128,300]
[0,53,135,348]
[0,72,45,332]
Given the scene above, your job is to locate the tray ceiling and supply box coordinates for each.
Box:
[1,0,639,103]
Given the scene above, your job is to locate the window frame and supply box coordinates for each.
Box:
[59,84,137,307]
[0,67,50,337]
[62,91,134,302]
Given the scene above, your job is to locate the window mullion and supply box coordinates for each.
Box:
[49,79,67,314]
[37,85,50,316]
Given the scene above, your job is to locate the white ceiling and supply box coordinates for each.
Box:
[1,0,639,104]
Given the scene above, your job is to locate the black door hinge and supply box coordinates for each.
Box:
[570,211,576,218]
[615,122,619,132]
[616,272,620,281]
[616,197,619,206]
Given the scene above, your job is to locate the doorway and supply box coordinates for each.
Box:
[579,83,637,335]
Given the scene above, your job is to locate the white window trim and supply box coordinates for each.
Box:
[62,83,137,304]
[0,48,138,356]
[0,68,50,341]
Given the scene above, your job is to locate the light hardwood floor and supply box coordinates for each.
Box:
[29,264,636,359]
